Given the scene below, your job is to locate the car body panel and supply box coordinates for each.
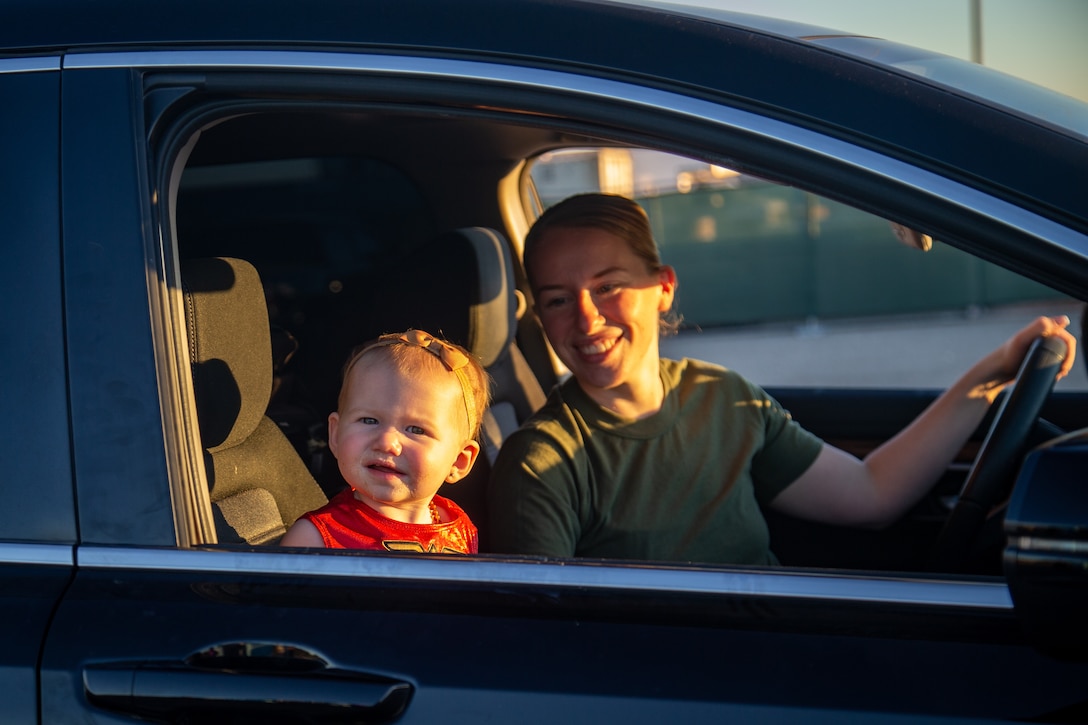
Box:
[40,547,1088,722]
[0,60,74,725]
[0,549,72,723]
[0,0,1085,720]
[0,65,74,542]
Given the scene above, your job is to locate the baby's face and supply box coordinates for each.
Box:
[328,355,473,523]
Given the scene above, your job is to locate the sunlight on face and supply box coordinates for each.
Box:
[532,226,676,414]
[328,355,475,523]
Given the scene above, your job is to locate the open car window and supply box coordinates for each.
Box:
[150,60,1086,582]
[529,148,1087,392]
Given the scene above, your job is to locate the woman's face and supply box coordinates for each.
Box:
[530,226,676,406]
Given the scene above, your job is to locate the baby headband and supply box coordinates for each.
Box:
[361,329,477,437]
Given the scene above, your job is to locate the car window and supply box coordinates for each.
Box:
[529,147,1087,391]
[148,65,1085,578]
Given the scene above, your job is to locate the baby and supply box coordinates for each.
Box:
[281,329,490,553]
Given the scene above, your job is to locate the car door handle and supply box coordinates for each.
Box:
[84,645,413,723]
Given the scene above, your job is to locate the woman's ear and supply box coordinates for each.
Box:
[657,264,678,312]
[445,440,481,484]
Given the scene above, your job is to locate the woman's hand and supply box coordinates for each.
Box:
[994,315,1078,384]
[964,315,1077,404]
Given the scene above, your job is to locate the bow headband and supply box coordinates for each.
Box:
[358,329,477,436]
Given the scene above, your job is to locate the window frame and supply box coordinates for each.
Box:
[108,48,1085,593]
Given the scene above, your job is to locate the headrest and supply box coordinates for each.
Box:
[372,227,518,368]
[182,257,272,452]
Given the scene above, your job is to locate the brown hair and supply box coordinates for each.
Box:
[524,193,680,334]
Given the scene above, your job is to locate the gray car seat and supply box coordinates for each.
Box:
[182,256,329,544]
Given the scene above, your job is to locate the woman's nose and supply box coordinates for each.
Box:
[576,290,603,332]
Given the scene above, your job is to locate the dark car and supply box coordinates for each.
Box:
[3,0,1087,721]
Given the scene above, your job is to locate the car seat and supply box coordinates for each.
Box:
[182,256,329,544]
[365,227,550,548]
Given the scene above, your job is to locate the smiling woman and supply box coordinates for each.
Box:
[525,198,678,419]
[486,191,1076,567]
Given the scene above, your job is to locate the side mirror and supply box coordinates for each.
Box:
[1003,430,1088,660]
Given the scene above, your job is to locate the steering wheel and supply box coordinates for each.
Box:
[930,336,1069,572]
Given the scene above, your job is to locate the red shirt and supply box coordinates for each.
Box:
[301,489,478,553]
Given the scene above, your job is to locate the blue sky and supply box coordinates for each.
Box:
[654,0,1088,102]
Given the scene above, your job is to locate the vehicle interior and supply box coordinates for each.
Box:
[166,96,1087,576]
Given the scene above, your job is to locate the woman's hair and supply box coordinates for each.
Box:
[523,192,680,334]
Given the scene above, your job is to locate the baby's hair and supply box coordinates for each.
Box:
[341,330,491,440]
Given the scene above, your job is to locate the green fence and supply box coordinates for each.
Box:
[640,186,1062,328]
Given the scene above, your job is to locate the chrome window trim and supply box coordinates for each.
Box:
[64,49,1087,259]
[0,56,60,74]
[78,545,1013,610]
[0,542,74,567]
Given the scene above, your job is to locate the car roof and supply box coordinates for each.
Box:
[2,0,839,52]
[3,0,1086,235]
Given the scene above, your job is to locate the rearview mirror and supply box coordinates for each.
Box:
[889,222,933,252]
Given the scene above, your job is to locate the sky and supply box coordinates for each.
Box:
[653,0,1088,102]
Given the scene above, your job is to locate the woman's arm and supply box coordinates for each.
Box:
[769,315,1077,528]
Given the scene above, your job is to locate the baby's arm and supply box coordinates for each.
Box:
[279,518,325,547]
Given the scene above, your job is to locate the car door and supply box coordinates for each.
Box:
[37,46,1088,723]
[0,57,76,723]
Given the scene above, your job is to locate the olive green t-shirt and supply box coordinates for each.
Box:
[486,358,823,565]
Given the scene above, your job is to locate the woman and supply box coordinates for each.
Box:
[486,193,1077,564]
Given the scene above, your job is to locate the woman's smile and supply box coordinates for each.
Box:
[577,335,619,358]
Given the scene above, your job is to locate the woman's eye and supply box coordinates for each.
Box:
[406,425,426,435]
[361,417,378,425]
[542,295,567,309]
[597,282,618,295]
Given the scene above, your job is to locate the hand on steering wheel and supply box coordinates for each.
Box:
[930,335,1069,572]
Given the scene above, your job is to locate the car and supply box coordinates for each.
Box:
[3,0,1087,721]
